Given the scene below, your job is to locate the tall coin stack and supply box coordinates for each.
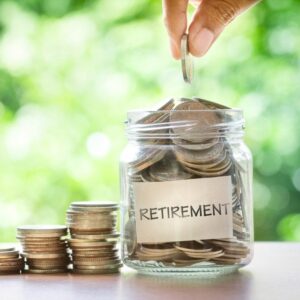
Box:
[17,225,70,274]
[0,246,24,275]
[66,201,121,274]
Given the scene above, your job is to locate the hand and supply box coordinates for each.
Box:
[163,0,259,59]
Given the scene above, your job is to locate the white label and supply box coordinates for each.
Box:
[133,176,233,243]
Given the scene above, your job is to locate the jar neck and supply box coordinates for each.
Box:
[126,109,245,143]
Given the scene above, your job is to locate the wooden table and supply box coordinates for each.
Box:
[0,242,299,300]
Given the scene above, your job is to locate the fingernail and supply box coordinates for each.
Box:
[191,28,214,57]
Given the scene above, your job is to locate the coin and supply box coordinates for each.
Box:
[71,249,118,256]
[0,250,20,259]
[73,258,121,267]
[69,240,116,247]
[25,268,68,274]
[124,217,137,256]
[22,252,69,259]
[147,154,193,182]
[170,101,220,143]
[73,262,122,270]
[0,270,22,275]
[17,225,67,234]
[71,233,119,240]
[71,201,119,209]
[192,97,230,109]
[135,243,180,261]
[0,258,24,267]
[0,246,15,252]
[175,241,224,259]
[181,34,193,84]
[72,268,120,274]
[129,149,166,175]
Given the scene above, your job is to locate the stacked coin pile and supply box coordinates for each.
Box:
[0,246,24,274]
[125,97,251,267]
[17,225,70,274]
[66,201,121,274]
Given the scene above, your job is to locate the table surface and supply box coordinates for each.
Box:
[0,242,299,300]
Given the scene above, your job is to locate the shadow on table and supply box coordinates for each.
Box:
[120,270,254,299]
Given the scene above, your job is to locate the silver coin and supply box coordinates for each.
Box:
[124,218,137,256]
[0,246,15,253]
[170,101,220,143]
[181,34,193,84]
[148,155,193,182]
[17,225,67,233]
[192,97,230,109]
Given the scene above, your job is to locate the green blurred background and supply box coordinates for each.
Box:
[0,0,299,241]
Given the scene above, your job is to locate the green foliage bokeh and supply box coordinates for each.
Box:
[0,0,299,241]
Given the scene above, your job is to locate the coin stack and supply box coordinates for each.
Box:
[66,201,121,274]
[0,246,24,274]
[17,225,70,274]
[125,97,251,267]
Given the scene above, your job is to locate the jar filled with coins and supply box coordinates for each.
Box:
[120,97,253,275]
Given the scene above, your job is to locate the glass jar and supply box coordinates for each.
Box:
[120,98,253,275]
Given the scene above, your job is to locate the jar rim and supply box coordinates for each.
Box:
[127,108,243,114]
[126,108,244,141]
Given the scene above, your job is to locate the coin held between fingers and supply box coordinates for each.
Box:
[181,34,194,84]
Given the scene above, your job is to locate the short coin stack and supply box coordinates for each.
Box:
[66,201,121,274]
[17,225,70,274]
[0,246,24,274]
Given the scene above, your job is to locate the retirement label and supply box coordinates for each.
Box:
[133,176,233,243]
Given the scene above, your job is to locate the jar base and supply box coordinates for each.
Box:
[124,259,243,277]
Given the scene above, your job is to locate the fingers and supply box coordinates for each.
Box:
[188,0,259,57]
[163,0,189,59]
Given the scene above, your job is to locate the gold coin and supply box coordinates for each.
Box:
[72,254,119,262]
[0,270,22,275]
[70,233,119,240]
[70,229,115,235]
[25,268,68,274]
[71,268,120,275]
[73,263,122,270]
[0,264,24,271]
[28,262,70,270]
[0,251,20,259]
[73,259,121,267]
[72,251,118,258]
[0,257,23,265]
[22,253,69,259]
[17,236,65,243]
[69,239,116,246]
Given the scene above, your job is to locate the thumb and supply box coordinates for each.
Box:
[188,0,257,57]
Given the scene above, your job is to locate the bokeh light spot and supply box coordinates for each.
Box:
[278,214,300,241]
[86,132,111,159]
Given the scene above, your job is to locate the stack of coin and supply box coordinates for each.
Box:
[66,201,121,274]
[17,225,70,274]
[125,97,251,267]
[0,246,24,274]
